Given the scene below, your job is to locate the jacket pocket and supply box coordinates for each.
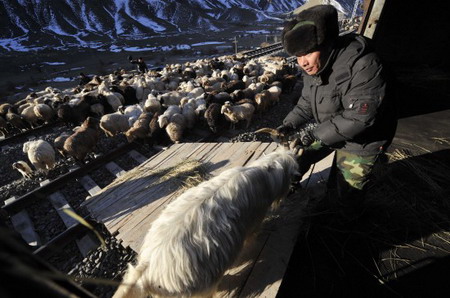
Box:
[316,91,342,119]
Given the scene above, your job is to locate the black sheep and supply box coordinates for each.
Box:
[204,103,226,133]
[57,99,90,126]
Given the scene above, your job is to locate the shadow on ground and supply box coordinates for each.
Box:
[277,149,450,298]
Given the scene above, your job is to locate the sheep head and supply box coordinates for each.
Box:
[158,115,169,128]
[220,103,231,115]
[22,141,31,154]
[82,117,100,129]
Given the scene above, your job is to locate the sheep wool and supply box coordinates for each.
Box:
[113,147,298,298]
[22,140,56,173]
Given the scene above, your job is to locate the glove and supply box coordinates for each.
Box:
[298,129,316,147]
[276,124,293,135]
[127,55,133,61]
[288,129,320,155]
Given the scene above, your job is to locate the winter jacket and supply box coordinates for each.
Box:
[283,33,397,155]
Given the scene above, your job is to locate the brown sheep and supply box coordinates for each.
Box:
[54,132,71,157]
[125,112,153,143]
[63,117,101,162]
[6,108,29,131]
[149,112,164,144]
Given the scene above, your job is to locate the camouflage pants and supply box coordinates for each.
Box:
[298,144,381,194]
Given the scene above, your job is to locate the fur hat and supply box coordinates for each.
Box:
[282,5,339,56]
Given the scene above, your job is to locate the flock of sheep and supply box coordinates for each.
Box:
[1,54,299,179]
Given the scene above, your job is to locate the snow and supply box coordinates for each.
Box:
[42,62,66,66]
[44,77,72,83]
[191,41,226,46]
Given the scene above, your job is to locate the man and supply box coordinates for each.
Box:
[278,5,397,210]
[78,72,91,86]
[128,56,149,73]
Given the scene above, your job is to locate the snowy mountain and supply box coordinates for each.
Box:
[0,0,359,52]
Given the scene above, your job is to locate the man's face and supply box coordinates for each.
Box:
[297,50,321,75]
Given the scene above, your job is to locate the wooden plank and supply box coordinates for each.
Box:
[5,196,41,247]
[128,150,147,164]
[300,152,335,198]
[114,143,223,238]
[79,175,102,197]
[85,143,201,211]
[203,142,252,176]
[236,203,304,297]
[95,143,217,231]
[244,142,279,165]
[48,192,98,257]
[105,162,126,178]
[215,142,263,172]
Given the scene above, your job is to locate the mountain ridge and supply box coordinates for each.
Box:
[0,0,359,51]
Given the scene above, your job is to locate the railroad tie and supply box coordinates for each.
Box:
[40,180,98,257]
[4,196,41,247]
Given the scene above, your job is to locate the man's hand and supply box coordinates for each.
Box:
[288,127,321,155]
[299,129,316,147]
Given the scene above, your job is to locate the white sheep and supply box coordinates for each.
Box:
[20,104,40,128]
[186,87,204,99]
[99,112,131,137]
[22,140,56,174]
[98,81,123,111]
[143,94,161,114]
[113,147,298,298]
[220,101,255,129]
[33,103,54,123]
[181,102,196,130]
[157,105,181,128]
[12,161,33,179]
[254,86,281,114]
[158,91,183,107]
[120,104,143,120]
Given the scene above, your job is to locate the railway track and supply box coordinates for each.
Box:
[0,121,63,148]
[242,42,285,59]
[1,123,231,262]
[2,141,150,256]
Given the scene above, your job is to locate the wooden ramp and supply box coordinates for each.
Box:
[83,142,334,297]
